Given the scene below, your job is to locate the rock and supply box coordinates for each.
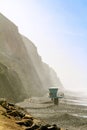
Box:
[7,109,25,118]
[33,119,41,126]
[0,98,6,105]
[1,100,9,110]
[48,125,60,130]
[8,102,15,107]
[1,100,16,110]
[23,114,33,120]
[25,123,39,130]
[16,119,33,127]
[39,125,48,130]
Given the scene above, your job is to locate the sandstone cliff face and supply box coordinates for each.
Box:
[22,36,63,90]
[0,62,26,102]
[0,13,63,102]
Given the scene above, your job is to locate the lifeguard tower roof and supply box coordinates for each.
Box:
[49,87,58,89]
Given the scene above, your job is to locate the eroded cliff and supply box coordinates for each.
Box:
[0,13,63,102]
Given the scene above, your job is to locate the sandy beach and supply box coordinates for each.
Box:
[17,96,87,130]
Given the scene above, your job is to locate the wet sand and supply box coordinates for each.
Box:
[17,96,87,130]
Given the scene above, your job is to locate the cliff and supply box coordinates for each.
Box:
[0,13,63,102]
[0,63,26,102]
[23,36,63,90]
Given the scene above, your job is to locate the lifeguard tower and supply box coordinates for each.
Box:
[49,87,63,105]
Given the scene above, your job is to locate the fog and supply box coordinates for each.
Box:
[0,0,87,92]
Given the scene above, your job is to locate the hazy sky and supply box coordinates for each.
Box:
[0,0,87,92]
